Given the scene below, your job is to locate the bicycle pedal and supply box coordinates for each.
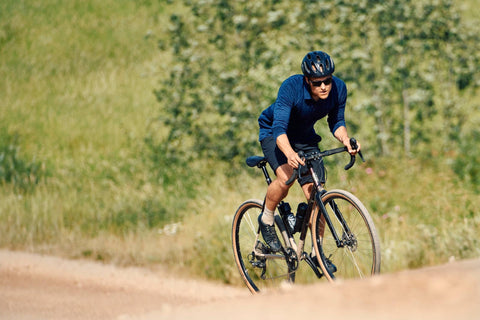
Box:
[309,253,320,267]
[303,253,323,279]
[326,258,337,274]
[311,253,338,274]
[310,253,337,274]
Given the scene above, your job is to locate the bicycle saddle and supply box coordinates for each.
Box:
[246,156,267,168]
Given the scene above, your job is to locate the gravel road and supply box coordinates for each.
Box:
[1,250,479,320]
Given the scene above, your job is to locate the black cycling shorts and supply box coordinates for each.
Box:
[260,136,326,186]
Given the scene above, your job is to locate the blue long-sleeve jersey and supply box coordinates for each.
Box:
[258,74,347,145]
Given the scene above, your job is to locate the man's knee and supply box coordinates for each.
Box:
[275,164,294,183]
[271,177,291,193]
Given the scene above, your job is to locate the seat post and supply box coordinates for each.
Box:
[260,165,272,185]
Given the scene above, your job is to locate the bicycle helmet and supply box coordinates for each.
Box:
[301,51,335,77]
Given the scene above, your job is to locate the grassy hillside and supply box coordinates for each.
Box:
[1,0,479,284]
[1,0,169,257]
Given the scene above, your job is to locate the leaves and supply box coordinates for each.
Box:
[150,0,479,180]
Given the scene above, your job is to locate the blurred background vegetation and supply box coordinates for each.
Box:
[1,0,479,285]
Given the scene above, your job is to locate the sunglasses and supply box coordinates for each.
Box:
[310,77,332,87]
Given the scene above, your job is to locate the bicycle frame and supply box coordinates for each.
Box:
[236,139,380,291]
[251,166,337,269]
[253,146,361,269]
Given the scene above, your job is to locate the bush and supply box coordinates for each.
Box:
[452,129,480,193]
[0,130,49,192]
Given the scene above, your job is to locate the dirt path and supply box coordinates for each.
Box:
[1,250,479,320]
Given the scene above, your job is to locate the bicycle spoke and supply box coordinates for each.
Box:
[345,247,366,278]
[244,212,257,236]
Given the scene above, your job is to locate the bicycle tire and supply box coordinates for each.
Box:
[311,189,381,282]
[232,199,292,293]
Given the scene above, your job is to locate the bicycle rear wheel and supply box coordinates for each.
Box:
[232,199,292,293]
[312,189,381,282]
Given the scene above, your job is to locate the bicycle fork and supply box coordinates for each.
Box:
[315,191,353,248]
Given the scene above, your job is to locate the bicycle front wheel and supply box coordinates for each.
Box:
[232,199,291,293]
[312,189,381,282]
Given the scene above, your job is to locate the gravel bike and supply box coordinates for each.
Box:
[232,138,381,293]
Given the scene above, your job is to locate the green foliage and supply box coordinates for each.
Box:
[153,0,479,171]
[155,0,480,192]
[328,0,479,156]
[153,2,283,165]
[0,129,49,192]
[452,129,480,193]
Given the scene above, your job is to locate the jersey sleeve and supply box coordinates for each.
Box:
[328,80,347,134]
[272,78,297,140]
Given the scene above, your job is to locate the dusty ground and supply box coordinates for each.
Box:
[0,250,479,320]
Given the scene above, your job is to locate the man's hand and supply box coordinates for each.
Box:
[342,137,361,155]
[334,126,360,155]
[286,151,305,169]
[276,134,305,169]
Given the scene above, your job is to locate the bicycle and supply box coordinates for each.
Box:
[232,138,381,293]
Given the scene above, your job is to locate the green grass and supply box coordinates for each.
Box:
[1,0,170,252]
[0,0,479,285]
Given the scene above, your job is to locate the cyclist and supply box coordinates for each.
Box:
[257,50,361,252]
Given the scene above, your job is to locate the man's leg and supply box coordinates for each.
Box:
[258,163,294,252]
[258,136,296,251]
[262,163,294,223]
[300,182,314,200]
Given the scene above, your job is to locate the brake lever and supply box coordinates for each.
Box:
[297,151,305,178]
[285,169,298,185]
[358,150,365,162]
[285,151,305,185]
[344,138,365,170]
[350,138,365,163]
[344,154,356,170]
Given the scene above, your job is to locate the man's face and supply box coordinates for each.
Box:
[307,75,332,100]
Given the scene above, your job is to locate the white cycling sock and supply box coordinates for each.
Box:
[261,207,275,226]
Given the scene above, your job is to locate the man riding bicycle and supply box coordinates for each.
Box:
[257,50,361,252]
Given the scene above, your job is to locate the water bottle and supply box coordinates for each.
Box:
[294,202,308,233]
[287,213,296,234]
[278,202,296,234]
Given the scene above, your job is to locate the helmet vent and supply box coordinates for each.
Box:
[301,51,335,77]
